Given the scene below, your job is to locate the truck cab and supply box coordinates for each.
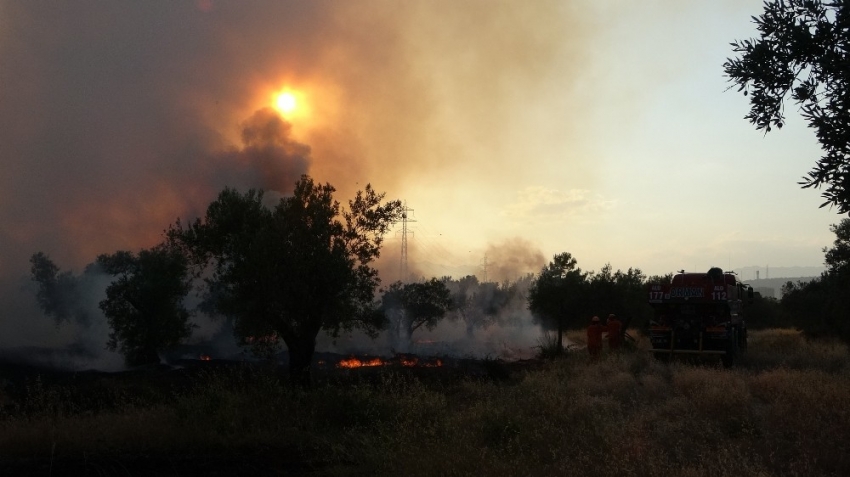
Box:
[648,267,753,366]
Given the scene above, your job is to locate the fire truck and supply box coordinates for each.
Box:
[648,267,753,366]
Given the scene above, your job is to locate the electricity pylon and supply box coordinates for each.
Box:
[398,202,416,282]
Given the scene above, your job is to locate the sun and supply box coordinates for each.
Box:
[275,92,297,115]
[263,85,322,127]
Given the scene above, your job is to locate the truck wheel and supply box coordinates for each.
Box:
[722,329,738,368]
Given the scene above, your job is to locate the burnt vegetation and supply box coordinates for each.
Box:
[2,330,849,476]
[14,161,850,476]
[11,208,850,474]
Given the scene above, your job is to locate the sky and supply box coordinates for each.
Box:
[0,0,844,291]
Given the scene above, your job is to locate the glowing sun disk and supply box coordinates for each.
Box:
[275,92,297,114]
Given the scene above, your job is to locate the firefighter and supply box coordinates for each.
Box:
[587,316,603,358]
[607,313,623,351]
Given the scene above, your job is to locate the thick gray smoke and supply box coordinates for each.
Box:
[0,1,580,367]
[0,270,125,371]
[0,100,311,367]
[318,274,543,361]
[208,108,311,195]
[0,2,326,275]
[484,238,546,283]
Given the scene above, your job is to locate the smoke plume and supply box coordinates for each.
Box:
[484,238,547,283]
[0,1,587,364]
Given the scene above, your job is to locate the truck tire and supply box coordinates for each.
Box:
[722,329,738,368]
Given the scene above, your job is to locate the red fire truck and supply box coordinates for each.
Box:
[648,267,753,366]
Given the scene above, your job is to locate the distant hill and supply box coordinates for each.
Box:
[731,265,824,281]
[740,277,819,299]
[725,265,822,299]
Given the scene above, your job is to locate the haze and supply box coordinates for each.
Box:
[0,0,839,291]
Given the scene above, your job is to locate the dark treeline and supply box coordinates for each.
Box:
[25,175,850,385]
[722,0,850,343]
[718,219,850,345]
[773,219,850,342]
[31,176,406,386]
[443,274,535,340]
[26,172,672,384]
[527,218,850,348]
[525,252,671,351]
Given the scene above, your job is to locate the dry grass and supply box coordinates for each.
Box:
[1,329,848,476]
[745,328,850,371]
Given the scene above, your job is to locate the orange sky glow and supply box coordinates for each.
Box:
[0,0,838,286]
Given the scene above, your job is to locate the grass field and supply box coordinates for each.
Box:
[1,328,848,476]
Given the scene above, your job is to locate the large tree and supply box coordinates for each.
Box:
[30,252,91,326]
[446,275,509,338]
[381,278,452,347]
[724,0,850,212]
[169,175,402,386]
[97,245,194,366]
[824,218,850,273]
[781,218,850,342]
[614,267,650,328]
[447,275,480,338]
[527,253,588,353]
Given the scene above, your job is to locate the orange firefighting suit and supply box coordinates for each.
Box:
[607,317,623,351]
[587,322,603,357]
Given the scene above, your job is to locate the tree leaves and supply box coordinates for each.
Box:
[381,278,452,337]
[725,0,850,212]
[168,175,402,384]
[781,218,850,342]
[97,244,193,366]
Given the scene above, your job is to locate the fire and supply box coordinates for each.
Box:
[334,355,444,369]
[337,356,387,368]
[423,358,443,368]
[199,354,211,361]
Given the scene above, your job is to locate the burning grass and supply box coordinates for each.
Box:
[1,329,849,476]
[333,354,443,369]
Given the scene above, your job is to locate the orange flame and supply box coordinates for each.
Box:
[334,355,444,368]
[337,356,387,368]
[199,354,211,361]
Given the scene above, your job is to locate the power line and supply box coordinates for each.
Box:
[413,222,460,264]
[398,202,416,282]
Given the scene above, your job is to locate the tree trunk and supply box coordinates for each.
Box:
[557,315,564,354]
[393,309,411,352]
[404,320,414,350]
[556,301,565,354]
[287,338,315,388]
[126,346,159,367]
